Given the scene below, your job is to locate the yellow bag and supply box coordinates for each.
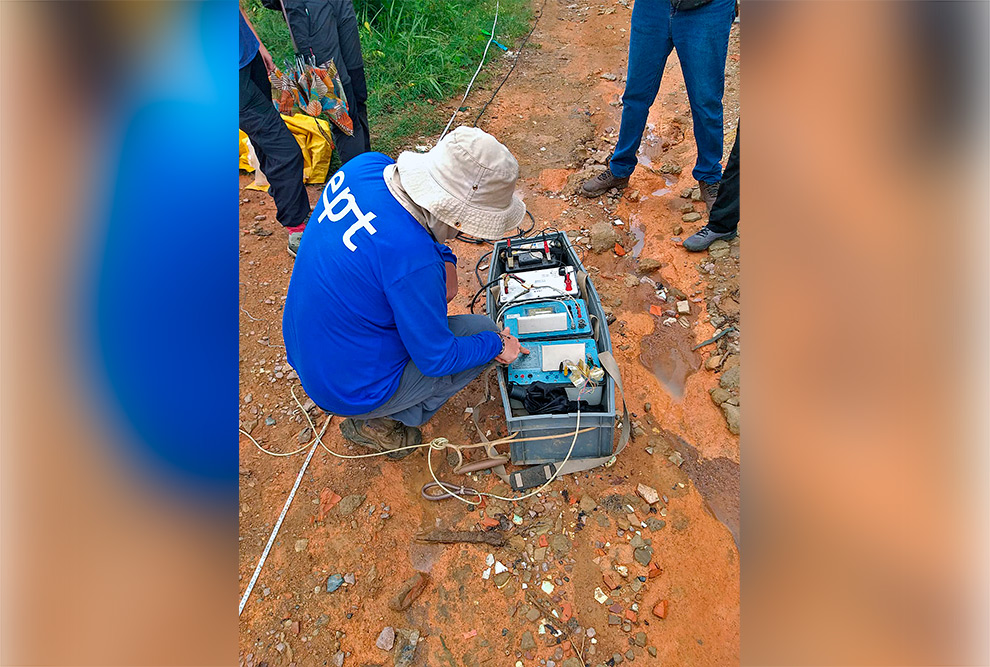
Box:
[239,113,334,190]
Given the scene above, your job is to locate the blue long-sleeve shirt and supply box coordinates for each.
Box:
[282,152,501,415]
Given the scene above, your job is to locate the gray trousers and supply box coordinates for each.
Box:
[348,314,499,427]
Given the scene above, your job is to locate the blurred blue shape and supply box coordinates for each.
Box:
[83,1,237,497]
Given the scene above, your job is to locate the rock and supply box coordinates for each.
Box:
[608,614,621,625]
[676,300,690,315]
[526,607,541,622]
[550,534,572,555]
[579,495,597,512]
[254,214,266,221]
[682,211,702,222]
[326,574,344,592]
[294,539,309,552]
[690,187,702,201]
[297,427,313,444]
[668,450,684,467]
[708,239,731,258]
[332,651,344,667]
[721,403,740,435]
[652,600,668,619]
[561,659,584,667]
[648,646,658,657]
[633,546,653,566]
[646,518,666,532]
[492,571,511,588]
[623,274,640,288]
[243,394,252,404]
[627,189,640,201]
[679,187,693,198]
[389,572,429,611]
[710,387,731,405]
[589,222,620,253]
[337,494,365,516]
[344,573,356,585]
[520,631,537,651]
[673,224,683,235]
[600,72,618,80]
[636,484,660,505]
[393,628,420,667]
[634,631,647,647]
[705,355,722,370]
[376,626,395,651]
[636,258,661,273]
[719,366,740,391]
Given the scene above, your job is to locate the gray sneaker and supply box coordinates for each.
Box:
[288,231,303,258]
[682,225,737,252]
[581,167,630,197]
[698,180,720,212]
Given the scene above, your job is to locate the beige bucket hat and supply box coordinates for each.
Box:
[395,127,526,240]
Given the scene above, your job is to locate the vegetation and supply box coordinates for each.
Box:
[242,0,533,156]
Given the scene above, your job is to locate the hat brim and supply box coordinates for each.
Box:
[396,150,526,240]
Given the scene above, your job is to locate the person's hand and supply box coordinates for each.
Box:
[259,44,276,74]
[494,328,529,364]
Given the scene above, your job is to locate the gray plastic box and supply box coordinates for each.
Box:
[486,232,616,465]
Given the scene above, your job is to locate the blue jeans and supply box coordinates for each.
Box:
[609,0,735,183]
[346,314,498,427]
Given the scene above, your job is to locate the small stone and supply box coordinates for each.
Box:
[297,426,313,444]
[600,72,618,80]
[691,188,702,201]
[590,222,620,253]
[636,258,661,273]
[636,484,660,505]
[254,214,266,221]
[393,628,420,667]
[243,394,252,404]
[705,355,722,370]
[343,573,356,585]
[375,626,395,651]
[673,224,683,235]
[721,403,740,435]
[633,546,653,566]
[648,646,658,657]
[550,534,572,555]
[682,211,702,222]
[680,187,693,198]
[626,649,635,661]
[579,495,597,512]
[326,574,344,592]
[719,366,740,391]
[634,631,647,647]
[653,600,668,618]
[668,451,684,467]
[710,387,731,405]
[520,631,537,651]
[613,653,624,664]
[526,607,541,622]
[336,494,365,516]
[561,659,583,667]
[608,614,621,625]
[676,300,690,315]
[332,651,344,667]
[294,539,308,552]
[390,573,429,611]
[493,572,511,588]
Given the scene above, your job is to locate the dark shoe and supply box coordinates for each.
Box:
[581,167,630,197]
[288,231,303,258]
[339,417,421,459]
[698,180,720,212]
[682,225,737,252]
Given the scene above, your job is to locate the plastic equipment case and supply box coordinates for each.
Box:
[486,231,616,465]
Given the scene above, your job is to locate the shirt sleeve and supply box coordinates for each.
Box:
[437,243,457,267]
[386,265,500,377]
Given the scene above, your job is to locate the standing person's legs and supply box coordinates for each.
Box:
[682,123,739,251]
[330,76,370,165]
[344,314,500,427]
[707,123,739,233]
[333,0,371,156]
[608,0,674,179]
[671,0,734,185]
[239,54,311,229]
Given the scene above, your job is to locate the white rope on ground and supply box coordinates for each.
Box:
[439,0,500,140]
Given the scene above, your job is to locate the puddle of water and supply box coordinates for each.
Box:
[638,321,701,399]
[665,175,677,187]
[629,216,646,258]
[651,187,670,197]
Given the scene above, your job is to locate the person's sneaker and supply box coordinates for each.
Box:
[698,180,720,212]
[287,231,303,258]
[581,167,630,197]
[339,417,421,459]
[682,225,737,252]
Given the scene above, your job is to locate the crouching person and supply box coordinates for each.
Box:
[282,127,528,457]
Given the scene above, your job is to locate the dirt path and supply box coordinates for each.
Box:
[239,2,741,665]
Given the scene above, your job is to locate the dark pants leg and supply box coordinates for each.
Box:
[239,53,311,228]
[346,315,500,427]
[331,70,371,165]
[671,0,735,183]
[708,124,739,233]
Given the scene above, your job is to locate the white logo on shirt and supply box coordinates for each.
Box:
[317,169,378,251]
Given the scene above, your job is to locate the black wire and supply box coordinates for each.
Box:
[469,278,502,315]
[456,209,537,245]
[472,0,549,127]
[475,250,493,287]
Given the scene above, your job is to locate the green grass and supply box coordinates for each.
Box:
[242,0,532,156]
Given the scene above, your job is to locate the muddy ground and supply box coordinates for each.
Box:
[239,1,741,665]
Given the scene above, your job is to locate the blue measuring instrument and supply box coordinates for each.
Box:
[502,299,592,340]
[508,338,600,385]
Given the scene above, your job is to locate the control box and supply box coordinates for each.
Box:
[507,338,600,385]
[503,298,593,340]
[498,266,579,304]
